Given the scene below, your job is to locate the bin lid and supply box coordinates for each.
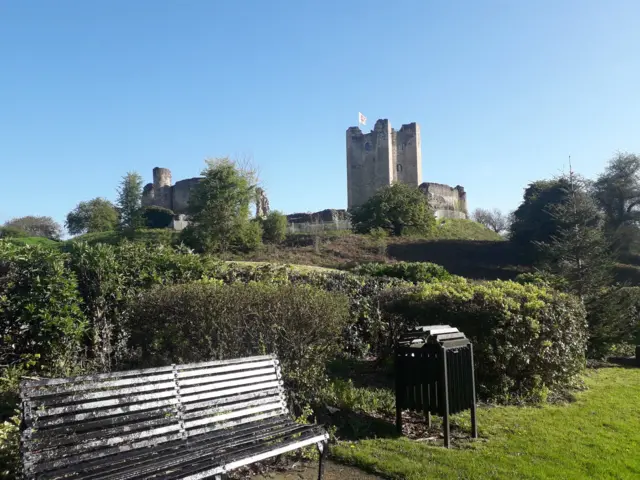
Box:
[398,325,468,347]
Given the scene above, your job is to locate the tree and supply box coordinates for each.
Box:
[350,183,436,236]
[186,157,260,253]
[509,178,572,262]
[592,152,640,255]
[262,211,288,244]
[116,172,144,230]
[472,208,511,234]
[65,198,119,235]
[3,216,62,240]
[535,171,614,299]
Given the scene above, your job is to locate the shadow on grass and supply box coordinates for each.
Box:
[607,356,640,368]
[317,407,401,441]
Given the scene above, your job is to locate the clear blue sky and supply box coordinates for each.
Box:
[2,0,639,230]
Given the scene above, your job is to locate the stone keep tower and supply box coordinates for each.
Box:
[152,167,173,210]
[346,119,422,209]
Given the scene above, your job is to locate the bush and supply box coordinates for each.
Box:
[262,211,288,244]
[0,241,86,378]
[0,227,28,239]
[129,282,350,402]
[350,261,453,283]
[383,279,588,403]
[141,206,175,229]
[238,220,263,252]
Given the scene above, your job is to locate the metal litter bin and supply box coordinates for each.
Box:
[395,325,478,447]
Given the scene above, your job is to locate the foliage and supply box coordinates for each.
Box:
[383,279,588,402]
[186,157,259,253]
[0,227,28,239]
[68,228,178,247]
[0,241,86,377]
[593,152,640,256]
[0,414,20,480]
[350,183,436,236]
[65,197,119,235]
[535,172,614,298]
[472,208,511,234]
[510,178,572,262]
[321,378,395,416]
[350,261,453,283]
[130,282,350,401]
[585,286,640,358]
[3,216,62,240]
[333,368,640,480]
[262,211,288,244]
[141,206,174,229]
[237,219,264,252]
[116,172,144,231]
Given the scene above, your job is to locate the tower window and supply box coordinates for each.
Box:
[397,164,403,172]
[364,142,372,152]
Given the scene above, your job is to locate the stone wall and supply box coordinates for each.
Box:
[172,178,202,214]
[419,182,468,219]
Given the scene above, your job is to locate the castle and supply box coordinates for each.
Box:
[141,168,269,229]
[141,168,202,215]
[346,119,467,219]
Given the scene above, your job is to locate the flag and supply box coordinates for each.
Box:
[358,112,367,126]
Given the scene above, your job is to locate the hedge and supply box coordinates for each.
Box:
[349,261,453,283]
[383,279,588,402]
[130,282,350,401]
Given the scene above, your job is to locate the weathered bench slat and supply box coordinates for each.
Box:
[25,373,177,397]
[180,380,282,404]
[31,398,178,428]
[30,380,177,405]
[176,359,277,380]
[184,386,281,411]
[46,416,292,480]
[21,355,329,480]
[81,420,314,480]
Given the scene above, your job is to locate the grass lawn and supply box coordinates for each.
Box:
[332,367,640,479]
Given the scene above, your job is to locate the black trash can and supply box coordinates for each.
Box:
[395,325,478,447]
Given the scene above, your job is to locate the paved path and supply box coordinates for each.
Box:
[251,460,383,479]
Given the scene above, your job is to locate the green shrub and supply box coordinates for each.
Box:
[262,211,288,244]
[0,227,28,239]
[0,241,86,378]
[130,282,350,402]
[383,279,588,403]
[350,261,453,283]
[238,219,263,252]
[0,414,19,480]
[141,206,175,229]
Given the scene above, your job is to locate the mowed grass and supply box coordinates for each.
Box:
[332,367,640,479]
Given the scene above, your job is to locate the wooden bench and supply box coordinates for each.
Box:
[19,355,329,479]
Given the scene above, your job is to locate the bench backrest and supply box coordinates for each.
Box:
[20,355,287,478]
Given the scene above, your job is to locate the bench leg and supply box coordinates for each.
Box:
[317,440,328,480]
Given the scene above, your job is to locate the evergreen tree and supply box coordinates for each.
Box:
[535,171,614,298]
[116,172,144,230]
